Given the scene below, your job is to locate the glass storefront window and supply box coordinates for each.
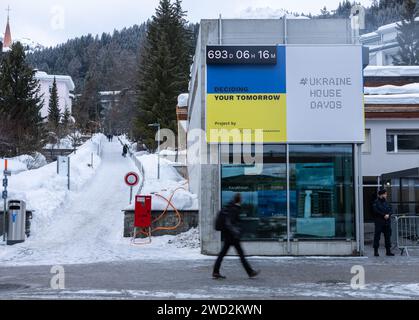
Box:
[221,144,356,241]
[221,145,286,241]
[289,145,355,240]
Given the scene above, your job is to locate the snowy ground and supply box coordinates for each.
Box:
[0,139,203,266]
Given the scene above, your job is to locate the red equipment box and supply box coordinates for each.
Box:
[134,195,152,228]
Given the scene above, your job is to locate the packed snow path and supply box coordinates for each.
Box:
[0,140,202,266]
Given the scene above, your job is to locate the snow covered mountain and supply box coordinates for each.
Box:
[16,37,45,53]
[238,7,310,19]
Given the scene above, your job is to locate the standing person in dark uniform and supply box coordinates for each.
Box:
[372,188,395,257]
[213,193,260,279]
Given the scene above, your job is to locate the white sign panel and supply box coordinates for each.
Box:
[286,45,365,143]
[57,156,69,176]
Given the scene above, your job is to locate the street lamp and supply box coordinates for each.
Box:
[148,123,161,180]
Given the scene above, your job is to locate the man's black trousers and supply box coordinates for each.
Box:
[373,222,392,250]
[213,234,253,276]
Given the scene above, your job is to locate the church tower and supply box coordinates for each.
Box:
[3,6,12,49]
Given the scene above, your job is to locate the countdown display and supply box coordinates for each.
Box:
[206,46,277,65]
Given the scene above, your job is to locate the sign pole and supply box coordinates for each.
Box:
[125,172,140,206]
[68,157,71,191]
[3,159,9,242]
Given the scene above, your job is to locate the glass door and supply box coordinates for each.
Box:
[288,145,355,241]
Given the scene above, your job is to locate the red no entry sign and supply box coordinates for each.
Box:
[125,172,139,187]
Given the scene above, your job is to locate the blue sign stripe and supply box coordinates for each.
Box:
[207,46,286,94]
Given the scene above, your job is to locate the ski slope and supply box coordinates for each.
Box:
[0,140,203,266]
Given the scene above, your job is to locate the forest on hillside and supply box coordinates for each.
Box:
[26,1,406,95]
[23,0,411,142]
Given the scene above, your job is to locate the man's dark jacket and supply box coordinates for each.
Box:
[221,202,242,240]
[372,198,393,225]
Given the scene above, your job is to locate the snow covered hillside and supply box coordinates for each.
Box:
[0,137,203,266]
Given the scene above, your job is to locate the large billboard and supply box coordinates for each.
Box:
[206,45,365,144]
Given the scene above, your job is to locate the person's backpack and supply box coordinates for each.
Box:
[215,208,227,231]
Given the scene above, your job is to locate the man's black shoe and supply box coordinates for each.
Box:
[249,270,260,278]
[212,273,226,279]
[374,249,379,257]
[386,252,395,256]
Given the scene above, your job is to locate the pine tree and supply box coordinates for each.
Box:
[320,6,331,18]
[0,42,45,156]
[48,77,61,128]
[62,105,71,134]
[78,73,102,133]
[135,0,193,149]
[393,0,419,65]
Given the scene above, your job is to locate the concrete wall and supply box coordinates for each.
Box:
[207,18,352,45]
[187,18,358,256]
[363,119,419,177]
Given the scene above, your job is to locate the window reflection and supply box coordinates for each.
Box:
[221,144,356,241]
[221,145,286,240]
[289,145,355,240]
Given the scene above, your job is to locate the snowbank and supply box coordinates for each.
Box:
[118,135,132,147]
[6,134,105,232]
[168,227,200,249]
[0,153,47,174]
[128,154,198,211]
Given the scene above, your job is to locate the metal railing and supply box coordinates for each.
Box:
[393,215,419,256]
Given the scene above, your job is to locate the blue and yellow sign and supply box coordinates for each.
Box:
[206,46,286,143]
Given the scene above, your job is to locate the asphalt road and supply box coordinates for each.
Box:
[1,252,419,300]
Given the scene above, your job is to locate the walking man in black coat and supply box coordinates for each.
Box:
[213,193,260,279]
[373,188,395,257]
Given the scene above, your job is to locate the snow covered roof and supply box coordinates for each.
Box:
[35,71,75,91]
[177,93,189,108]
[360,31,380,41]
[364,66,419,77]
[364,94,419,105]
[365,82,419,105]
[377,17,419,34]
[99,91,121,96]
[365,83,419,95]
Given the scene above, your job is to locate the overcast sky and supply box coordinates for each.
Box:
[2,0,373,47]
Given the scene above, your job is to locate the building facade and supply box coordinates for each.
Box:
[360,18,419,66]
[35,71,75,120]
[362,66,419,221]
[187,18,367,256]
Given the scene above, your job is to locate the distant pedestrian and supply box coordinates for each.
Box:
[213,193,260,279]
[122,144,128,157]
[372,188,395,257]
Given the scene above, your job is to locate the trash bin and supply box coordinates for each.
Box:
[7,200,26,246]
